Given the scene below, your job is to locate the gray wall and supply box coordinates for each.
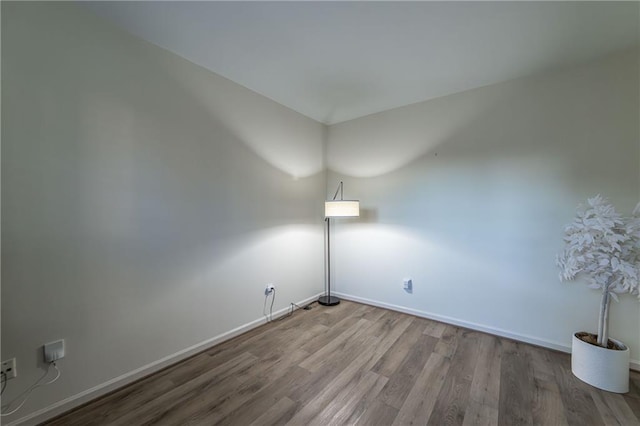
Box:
[2,2,325,423]
[327,49,640,365]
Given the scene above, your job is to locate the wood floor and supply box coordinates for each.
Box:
[46,301,640,426]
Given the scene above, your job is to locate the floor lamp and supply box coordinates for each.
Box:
[319,181,359,306]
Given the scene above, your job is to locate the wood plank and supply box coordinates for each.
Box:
[498,339,534,426]
[590,389,626,426]
[341,375,390,425]
[216,365,309,425]
[361,305,391,323]
[199,303,326,371]
[462,401,499,426]
[623,394,640,424]
[623,375,640,421]
[428,329,480,426]
[423,319,447,338]
[598,391,640,426]
[532,378,569,426]
[378,333,438,409]
[173,348,309,425]
[45,373,175,426]
[299,318,378,372]
[298,305,369,354]
[527,344,556,383]
[310,370,387,426]
[434,324,460,359]
[286,314,413,425]
[285,335,387,425]
[248,397,297,426]
[371,316,425,377]
[355,399,399,426]
[526,332,567,426]
[109,351,259,425]
[468,332,502,410]
[392,352,451,425]
[549,350,602,426]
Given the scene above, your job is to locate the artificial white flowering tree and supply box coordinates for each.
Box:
[556,195,640,348]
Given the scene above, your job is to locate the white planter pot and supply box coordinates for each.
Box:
[571,332,629,393]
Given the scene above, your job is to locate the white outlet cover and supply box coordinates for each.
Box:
[1,358,17,379]
[44,339,65,363]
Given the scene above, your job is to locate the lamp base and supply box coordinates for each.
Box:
[318,295,341,306]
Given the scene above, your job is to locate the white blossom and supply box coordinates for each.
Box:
[557,195,640,346]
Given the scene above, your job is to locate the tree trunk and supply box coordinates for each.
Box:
[597,289,611,347]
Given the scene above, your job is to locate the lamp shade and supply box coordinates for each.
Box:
[325,200,360,217]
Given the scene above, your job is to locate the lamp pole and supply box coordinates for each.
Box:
[319,217,339,306]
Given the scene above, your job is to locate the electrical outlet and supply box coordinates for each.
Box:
[1,358,17,380]
[43,339,65,363]
[403,278,413,292]
[265,284,275,295]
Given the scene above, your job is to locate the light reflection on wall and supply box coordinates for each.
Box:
[327,80,502,177]
[162,55,325,179]
[125,225,323,350]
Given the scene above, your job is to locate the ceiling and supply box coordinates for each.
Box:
[85,1,639,125]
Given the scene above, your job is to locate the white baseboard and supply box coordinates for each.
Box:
[333,292,640,372]
[8,293,323,426]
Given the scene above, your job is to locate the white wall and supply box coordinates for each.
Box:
[327,49,640,364]
[1,2,325,424]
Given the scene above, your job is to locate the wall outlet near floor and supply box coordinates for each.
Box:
[1,358,17,380]
[43,339,65,363]
[403,278,413,292]
[265,284,275,295]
